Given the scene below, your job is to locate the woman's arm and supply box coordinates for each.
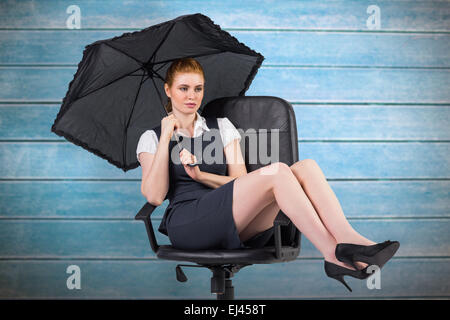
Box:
[140,134,171,205]
[196,171,236,189]
[196,138,247,189]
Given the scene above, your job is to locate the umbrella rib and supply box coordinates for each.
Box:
[154,63,166,73]
[151,69,166,82]
[145,22,176,66]
[75,66,145,102]
[150,75,166,114]
[123,72,146,167]
[102,42,145,66]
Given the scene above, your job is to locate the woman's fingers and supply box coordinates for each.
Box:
[179,149,188,164]
[179,148,196,164]
[183,156,191,164]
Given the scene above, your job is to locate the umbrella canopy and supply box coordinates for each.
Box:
[51,13,264,172]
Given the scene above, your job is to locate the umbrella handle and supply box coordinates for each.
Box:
[174,132,200,167]
[187,163,199,167]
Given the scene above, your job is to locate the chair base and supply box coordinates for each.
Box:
[211,267,235,300]
[176,263,250,300]
[217,279,234,300]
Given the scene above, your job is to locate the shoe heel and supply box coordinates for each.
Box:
[324,261,355,292]
[331,274,352,292]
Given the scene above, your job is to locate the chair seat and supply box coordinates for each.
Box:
[157,245,300,265]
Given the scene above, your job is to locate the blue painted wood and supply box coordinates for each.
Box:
[293,105,450,140]
[0,0,448,299]
[0,258,448,299]
[1,105,449,140]
[1,31,449,67]
[0,181,143,218]
[0,67,448,103]
[1,181,448,219]
[0,0,448,31]
[0,142,448,178]
[251,68,450,103]
[0,219,448,258]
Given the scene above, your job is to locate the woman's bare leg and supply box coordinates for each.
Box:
[232,162,354,269]
[290,159,376,246]
[289,159,377,269]
[238,199,279,243]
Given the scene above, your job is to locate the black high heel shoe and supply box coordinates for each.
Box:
[324,260,368,292]
[335,240,400,271]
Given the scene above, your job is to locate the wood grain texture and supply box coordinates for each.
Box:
[0,219,449,258]
[1,181,448,219]
[0,259,448,299]
[0,67,448,103]
[1,31,449,67]
[0,0,448,31]
[0,142,448,178]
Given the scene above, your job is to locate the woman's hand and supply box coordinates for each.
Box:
[179,148,202,181]
[161,113,180,141]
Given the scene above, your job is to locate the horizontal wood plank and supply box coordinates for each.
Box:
[1,142,448,178]
[1,31,448,67]
[0,219,448,258]
[0,0,448,31]
[1,67,448,103]
[0,258,447,298]
[0,180,448,219]
[2,105,449,140]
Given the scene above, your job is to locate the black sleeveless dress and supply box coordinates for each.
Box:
[152,116,273,250]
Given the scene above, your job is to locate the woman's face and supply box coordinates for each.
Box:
[164,72,204,116]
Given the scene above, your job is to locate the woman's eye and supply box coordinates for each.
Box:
[180,87,202,92]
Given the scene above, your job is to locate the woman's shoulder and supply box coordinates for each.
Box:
[217,116,237,128]
[139,129,158,141]
[208,116,230,130]
[215,116,229,122]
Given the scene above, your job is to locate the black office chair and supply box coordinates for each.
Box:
[135,96,301,299]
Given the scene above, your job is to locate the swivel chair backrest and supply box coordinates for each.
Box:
[201,96,300,248]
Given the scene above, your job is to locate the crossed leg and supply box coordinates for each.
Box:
[232,159,375,269]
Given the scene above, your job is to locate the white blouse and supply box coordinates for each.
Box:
[136,111,242,163]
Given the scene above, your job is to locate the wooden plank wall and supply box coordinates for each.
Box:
[0,0,449,299]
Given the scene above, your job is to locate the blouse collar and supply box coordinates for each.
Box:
[175,111,210,137]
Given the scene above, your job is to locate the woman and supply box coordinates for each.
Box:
[137,58,400,292]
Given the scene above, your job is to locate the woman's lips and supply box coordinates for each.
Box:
[185,103,196,108]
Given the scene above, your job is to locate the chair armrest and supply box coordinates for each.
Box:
[135,201,157,220]
[135,202,159,253]
[273,211,290,259]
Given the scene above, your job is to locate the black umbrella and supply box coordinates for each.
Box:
[51,13,264,172]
